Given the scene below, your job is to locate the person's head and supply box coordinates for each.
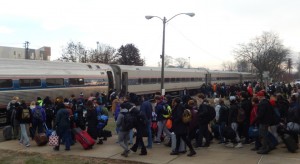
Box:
[64,98,70,107]
[241,91,249,100]
[172,97,181,107]
[219,99,225,105]
[256,90,265,100]
[188,99,196,107]
[154,95,162,103]
[86,100,94,109]
[229,96,236,103]
[252,97,259,104]
[214,98,220,105]
[29,101,36,109]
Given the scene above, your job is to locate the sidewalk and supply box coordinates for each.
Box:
[0,134,300,164]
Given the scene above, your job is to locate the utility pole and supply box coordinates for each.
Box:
[24,41,30,59]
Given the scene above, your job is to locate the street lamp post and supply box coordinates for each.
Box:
[145,13,195,95]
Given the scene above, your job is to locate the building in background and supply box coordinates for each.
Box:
[0,46,51,61]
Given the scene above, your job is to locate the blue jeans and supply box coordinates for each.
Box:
[59,129,72,149]
[146,120,152,147]
[20,124,30,145]
[218,122,226,142]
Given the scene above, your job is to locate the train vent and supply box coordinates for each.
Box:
[87,65,92,69]
[96,65,101,69]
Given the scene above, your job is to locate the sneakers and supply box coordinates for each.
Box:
[121,150,130,157]
[170,151,179,155]
[225,143,234,148]
[25,144,30,147]
[235,143,243,148]
[154,141,161,144]
[187,150,196,157]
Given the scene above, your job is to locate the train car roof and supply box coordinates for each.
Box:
[114,64,208,73]
[0,59,111,70]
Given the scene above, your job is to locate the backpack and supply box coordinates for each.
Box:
[237,105,246,123]
[45,106,54,120]
[207,104,216,121]
[162,104,172,119]
[21,108,30,120]
[33,107,43,122]
[182,109,192,123]
[122,106,137,131]
[137,111,147,127]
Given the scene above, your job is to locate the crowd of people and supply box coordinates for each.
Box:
[4,81,300,158]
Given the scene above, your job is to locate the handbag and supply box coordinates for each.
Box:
[248,126,259,138]
[287,122,300,133]
[165,119,172,129]
[48,131,59,146]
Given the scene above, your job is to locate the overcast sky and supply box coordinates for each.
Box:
[1,0,299,70]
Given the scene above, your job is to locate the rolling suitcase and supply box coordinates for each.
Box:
[282,134,298,153]
[73,128,95,150]
[34,133,48,146]
[171,132,186,153]
[3,125,13,140]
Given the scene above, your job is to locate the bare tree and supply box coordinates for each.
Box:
[234,32,290,81]
[158,55,173,67]
[174,57,188,68]
[90,43,117,64]
[222,61,237,71]
[59,41,85,62]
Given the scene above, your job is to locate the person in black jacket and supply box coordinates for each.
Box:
[240,91,252,144]
[254,90,277,154]
[226,96,243,148]
[195,93,211,148]
[170,97,196,157]
[15,100,32,147]
[217,99,229,144]
[53,98,71,151]
[86,100,98,140]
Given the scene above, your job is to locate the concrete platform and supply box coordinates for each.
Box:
[0,135,300,164]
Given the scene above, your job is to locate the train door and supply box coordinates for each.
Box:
[107,71,114,91]
[121,72,128,96]
[205,73,211,85]
[108,65,122,94]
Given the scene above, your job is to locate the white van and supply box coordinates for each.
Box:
[294,79,300,85]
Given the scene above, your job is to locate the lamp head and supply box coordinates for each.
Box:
[145,16,154,19]
[185,13,195,17]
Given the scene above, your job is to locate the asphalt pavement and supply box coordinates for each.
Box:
[0,131,300,164]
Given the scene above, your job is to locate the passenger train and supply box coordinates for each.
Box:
[0,59,256,125]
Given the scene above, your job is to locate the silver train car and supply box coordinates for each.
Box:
[0,59,256,124]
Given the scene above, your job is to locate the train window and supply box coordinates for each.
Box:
[165,78,170,83]
[69,78,84,86]
[171,78,176,83]
[19,79,41,88]
[181,78,185,82]
[0,79,13,88]
[46,78,64,86]
[85,79,106,86]
[191,78,195,82]
[128,79,140,85]
[157,78,161,83]
[142,78,150,84]
[150,78,157,84]
[176,78,180,82]
[138,78,142,84]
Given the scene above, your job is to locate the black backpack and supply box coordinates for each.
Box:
[122,107,137,131]
[206,104,216,121]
